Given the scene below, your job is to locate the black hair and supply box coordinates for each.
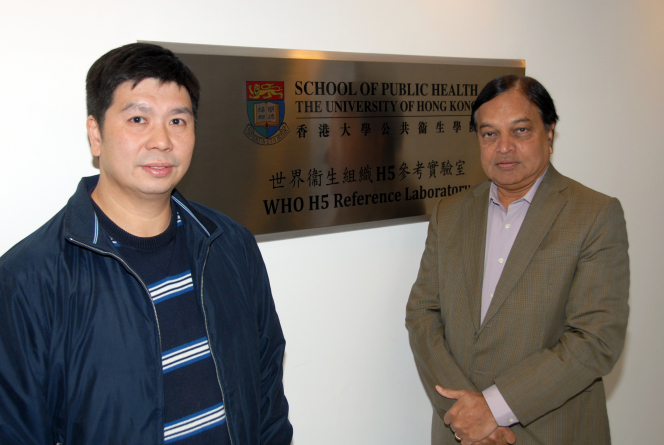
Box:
[86,43,200,131]
[470,75,559,132]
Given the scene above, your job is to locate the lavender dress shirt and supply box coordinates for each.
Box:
[480,171,546,427]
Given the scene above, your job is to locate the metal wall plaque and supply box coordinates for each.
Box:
[155,42,524,235]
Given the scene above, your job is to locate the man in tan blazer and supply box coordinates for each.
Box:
[406,75,629,445]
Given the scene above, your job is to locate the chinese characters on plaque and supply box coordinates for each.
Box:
[167,43,524,235]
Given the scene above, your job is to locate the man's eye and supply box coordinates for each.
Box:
[131,117,145,124]
[171,118,184,125]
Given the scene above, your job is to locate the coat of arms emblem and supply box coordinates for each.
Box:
[244,81,290,145]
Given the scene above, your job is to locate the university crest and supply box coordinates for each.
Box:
[244,81,290,145]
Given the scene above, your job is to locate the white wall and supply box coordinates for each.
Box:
[2,1,662,443]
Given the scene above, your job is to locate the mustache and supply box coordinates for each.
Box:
[494,157,517,163]
[136,155,180,167]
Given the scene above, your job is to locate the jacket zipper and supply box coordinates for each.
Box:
[68,239,163,344]
[68,238,164,443]
[198,245,235,445]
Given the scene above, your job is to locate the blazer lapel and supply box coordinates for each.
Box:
[478,166,569,333]
[461,182,490,333]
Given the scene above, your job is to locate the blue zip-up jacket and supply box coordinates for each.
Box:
[0,176,292,445]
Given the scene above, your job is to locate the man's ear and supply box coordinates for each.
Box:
[87,115,102,157]
[547,123,555,153]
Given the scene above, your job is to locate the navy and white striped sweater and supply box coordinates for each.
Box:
[93,201,232,445]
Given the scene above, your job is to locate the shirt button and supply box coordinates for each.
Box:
[505,224,511,229]
[498,258,504,264]
[490,293,493,298]
[509,418,516,423]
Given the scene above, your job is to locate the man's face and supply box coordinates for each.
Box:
[476,88,554,198]
[87,78,195,203]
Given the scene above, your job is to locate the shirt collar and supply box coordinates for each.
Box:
[489,166,548,207]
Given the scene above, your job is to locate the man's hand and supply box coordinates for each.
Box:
[436,385,499,443]
[471,427,516,445]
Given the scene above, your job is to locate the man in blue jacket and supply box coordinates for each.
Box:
[0,43,292,445]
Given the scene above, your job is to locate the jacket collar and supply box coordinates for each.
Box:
[170,189,220,239]
[63,175,221,247]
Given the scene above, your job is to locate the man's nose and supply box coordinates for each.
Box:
[147,122,172,151]
[497,134,515,153]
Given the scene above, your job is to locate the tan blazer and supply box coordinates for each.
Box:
[406,165,629,445]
